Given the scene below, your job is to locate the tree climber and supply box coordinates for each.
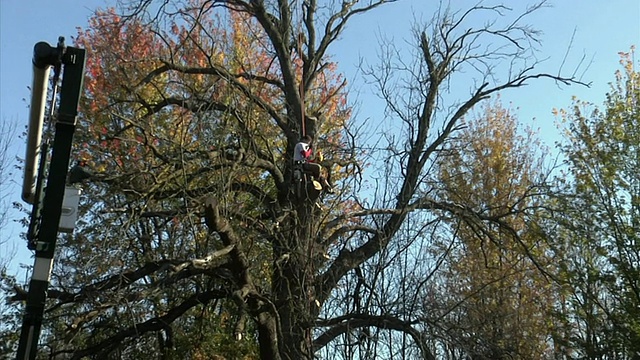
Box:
[293,135,334,194]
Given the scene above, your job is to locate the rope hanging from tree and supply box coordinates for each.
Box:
[296,1,306,137]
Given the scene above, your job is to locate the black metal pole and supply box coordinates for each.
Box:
[16,41,85,360]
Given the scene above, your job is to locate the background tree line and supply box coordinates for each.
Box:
[0,0,637,359]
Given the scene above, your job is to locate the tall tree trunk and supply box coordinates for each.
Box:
[270,201,316,359]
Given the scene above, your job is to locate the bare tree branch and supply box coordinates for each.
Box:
[314,313,436,360]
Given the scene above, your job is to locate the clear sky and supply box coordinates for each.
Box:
[0,0,638,278]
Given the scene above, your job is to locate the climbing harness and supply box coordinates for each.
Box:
[293,160,322,200]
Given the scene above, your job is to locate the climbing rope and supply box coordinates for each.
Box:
[296,2,306,137]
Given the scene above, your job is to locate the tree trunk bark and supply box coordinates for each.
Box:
[268,202,316,360]
[272,256,314,359]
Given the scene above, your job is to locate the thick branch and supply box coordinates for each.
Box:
[203,196,281,359]
[11,248,235,306]
[313,313,435,360]
[147,60,293,137]
[61,289,227,360]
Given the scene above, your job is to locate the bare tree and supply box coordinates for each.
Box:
[315,3,584,357]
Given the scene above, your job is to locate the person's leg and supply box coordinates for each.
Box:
[302,163,321,178]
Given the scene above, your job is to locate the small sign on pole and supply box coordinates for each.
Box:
[58,186,81,233]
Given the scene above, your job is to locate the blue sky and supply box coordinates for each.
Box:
[0,0,638,278]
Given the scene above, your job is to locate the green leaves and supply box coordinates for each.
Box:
[555,47,640,357]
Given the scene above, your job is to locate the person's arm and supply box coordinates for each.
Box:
[300,144,313,159]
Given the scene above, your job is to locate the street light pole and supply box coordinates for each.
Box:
[16,37,86,360]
